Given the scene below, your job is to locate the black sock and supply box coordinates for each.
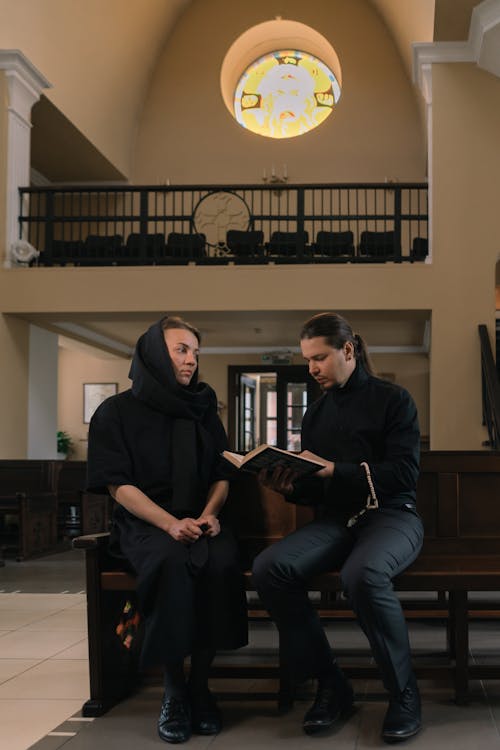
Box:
[187,647,216,695]
[163,659,187,699]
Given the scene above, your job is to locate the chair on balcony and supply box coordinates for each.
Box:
[79,234,123,265]
[312,230,354,261]
[43,239,84,266]
[410,237,428,261]
[161,232,206,263]
[120,233,166,264]
[267,231,310,262]
[357,230,400,261]
[226,229,265,263]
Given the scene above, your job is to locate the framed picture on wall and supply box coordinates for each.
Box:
[83,383,118,424]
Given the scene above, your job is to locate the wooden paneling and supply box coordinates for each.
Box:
[458,473,500,537]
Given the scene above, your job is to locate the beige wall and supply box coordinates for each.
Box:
[0,314,29,457]
[429,63,500,447]
[58,345,429,460]
[58,347,131,461]
[134,0,426,184]
[0,0,188,177]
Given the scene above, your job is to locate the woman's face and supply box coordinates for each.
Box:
[163,328,199,386]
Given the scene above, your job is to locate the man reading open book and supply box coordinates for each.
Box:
[252,312,423,744]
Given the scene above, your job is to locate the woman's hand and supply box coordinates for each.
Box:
[257,465,298,495]
[196,514,220,537]
[300,450,335,479]
[166,517,203,543]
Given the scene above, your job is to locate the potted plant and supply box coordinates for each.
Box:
[57,430,73,459]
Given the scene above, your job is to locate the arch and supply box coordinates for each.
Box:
[220,19,341,117]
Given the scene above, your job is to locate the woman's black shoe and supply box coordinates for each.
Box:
[382,674,422,743]
[303,671,354,735]
[158,695,191,744]
[190,689,222,735]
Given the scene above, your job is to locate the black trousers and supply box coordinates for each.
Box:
[116,517,248,668]
[252,506,424,694]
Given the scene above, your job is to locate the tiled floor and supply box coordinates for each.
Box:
[0,550,87,749]
[2,551,500,749]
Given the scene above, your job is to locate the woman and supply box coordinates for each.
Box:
[252,312,424,743]
[87,316,248,744]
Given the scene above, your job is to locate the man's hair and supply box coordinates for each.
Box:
[300,312,374,375]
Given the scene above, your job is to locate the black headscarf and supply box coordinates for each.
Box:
[129,320,218,515]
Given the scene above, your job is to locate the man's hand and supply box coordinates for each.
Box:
[257,465,298,495]
[300,450,335,478]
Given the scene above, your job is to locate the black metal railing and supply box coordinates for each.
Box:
[479,324,500,449]
[18,182,428,266]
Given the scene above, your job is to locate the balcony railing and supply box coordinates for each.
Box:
[18,182,428,266]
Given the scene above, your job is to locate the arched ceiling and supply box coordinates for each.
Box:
[370,0,435,81]
[0,0,438,181]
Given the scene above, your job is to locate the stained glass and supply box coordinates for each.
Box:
[234,50,340,139]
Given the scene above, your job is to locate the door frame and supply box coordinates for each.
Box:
[227,364,320,450]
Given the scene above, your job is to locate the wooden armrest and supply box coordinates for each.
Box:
[72,532,111,550]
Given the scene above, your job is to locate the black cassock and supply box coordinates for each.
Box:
[86,323,248,667]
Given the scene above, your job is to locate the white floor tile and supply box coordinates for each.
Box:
[0,658,89,699]
[22,608,87,631]
[0,628,86,659]
[0,698,82,750]
[0,609,66,629]
[0,658,41,684]
[0,593,84,611]
[52,638,88,660]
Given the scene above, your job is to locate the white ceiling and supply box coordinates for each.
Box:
[32,309,431,360]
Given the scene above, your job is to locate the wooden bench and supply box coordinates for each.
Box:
[0,460,58,560]
[0,459,111,558]
[74,450,500,716]
[54,460,111,539]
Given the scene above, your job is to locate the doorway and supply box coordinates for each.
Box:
[227,365,321,451]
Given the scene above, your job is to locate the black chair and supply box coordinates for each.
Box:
[313,230,354,259]
[410,237,428,261]
[267,231,310,260]
[163,232,206,262]
[358,230,400,260]
[226,229,265,261]
[121,233,166,264]
[43,239,84,266]
[80,234,123,265]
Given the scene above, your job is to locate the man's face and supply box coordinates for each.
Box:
[301,336,355,389]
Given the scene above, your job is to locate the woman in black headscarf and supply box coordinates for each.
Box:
[87,316,248,744]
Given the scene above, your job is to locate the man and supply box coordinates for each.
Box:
[252,312,423,743]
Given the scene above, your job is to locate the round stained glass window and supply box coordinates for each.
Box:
[234,50,341,139]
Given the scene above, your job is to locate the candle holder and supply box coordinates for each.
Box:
[262,168,288,196]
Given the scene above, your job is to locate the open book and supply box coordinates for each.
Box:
[222,444,326,478]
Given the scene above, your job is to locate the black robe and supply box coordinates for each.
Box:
[289,361,420,520]
[86,322,248,666]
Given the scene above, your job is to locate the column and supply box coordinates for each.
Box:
[0,50,51,267]
[27,324,59,459]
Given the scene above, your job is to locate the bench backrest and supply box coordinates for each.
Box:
[0,460,54,496]
[224,451,500,563]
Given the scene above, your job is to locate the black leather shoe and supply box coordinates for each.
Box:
[158,695,191,744]
[382,674,422,743]
[303,670,354,735]
[190,689,222,735]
